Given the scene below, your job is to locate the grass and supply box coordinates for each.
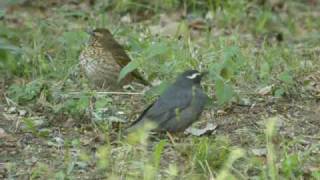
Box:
[1,0,320,179]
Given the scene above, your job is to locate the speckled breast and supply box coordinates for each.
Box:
[79,47,122,89]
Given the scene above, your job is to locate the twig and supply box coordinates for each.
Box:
[4,95,18,106]
[65,91,144,96]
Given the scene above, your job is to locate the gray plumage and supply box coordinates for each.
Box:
[127,70,208,133]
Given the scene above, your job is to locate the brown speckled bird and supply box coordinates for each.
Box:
[79,28,149,90]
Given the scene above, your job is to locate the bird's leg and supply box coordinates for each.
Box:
[166,132,176,145]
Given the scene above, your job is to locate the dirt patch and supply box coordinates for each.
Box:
[0,95,319,178]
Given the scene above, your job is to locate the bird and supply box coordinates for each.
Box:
[127,70,209,133]
[79,28,150,90]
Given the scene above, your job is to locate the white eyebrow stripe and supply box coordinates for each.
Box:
[187,73,201,79]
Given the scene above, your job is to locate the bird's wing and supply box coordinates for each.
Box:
[109,42,131,67]
[156,86,209,131]
[108,42,151,86]
[127,86,192,132]
[143,85,193,124]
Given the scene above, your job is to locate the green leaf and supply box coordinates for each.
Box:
[0,38,20,52]
[282,154,300,177]
[215,79,234,105]
[274,88,285,97]
[312,171,320,179]
[260,61,270,79]
[22,118,37,134]
[77,96,89,111]
[96,145,110,169]
[153,140,166,170]
[59,31,88,51]
[0,10,4,19]
[223,46,239,62]
[279,71,293,84]
[220,67,233,80]
[144,42,169,59]
[95,98,111,109]
[118,60,139,82]
[38,128,50,138]
[209,45,244,82]
[55,171,65,180]
[7,81,44,104]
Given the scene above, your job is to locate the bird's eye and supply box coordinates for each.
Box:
[186,73,201,79]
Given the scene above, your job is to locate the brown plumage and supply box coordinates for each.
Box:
[79,28,149,89]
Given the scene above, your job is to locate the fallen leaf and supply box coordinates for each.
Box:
[18,109,27,116]
[63,118,76,128]
[238,97,252,106]
[184,123,218,136]
[80,137,92,146]
[188,19,207,30]
[108,116,126,123]
[0,163,6,179]
[301,71,320,96]
[257,85,274,96]
[120,14,131,23]
[7,106,17,114]
[0,128,8,139]
[251,148,267,156]
[217,110,227,116]
[117,111,125,115]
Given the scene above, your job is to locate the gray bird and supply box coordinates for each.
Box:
[127,70,209,133]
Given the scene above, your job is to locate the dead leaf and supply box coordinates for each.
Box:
[184,123,217,136]
[80,137,92,146]
[217,110,227,116]
[301,71,320,96]
[120,14,132,23]
[303,164,320,174]
[63,118,76,128]
[188,19,207,30]
[0,163,6,179]
[251,148,267,156]
[0,128,8,139]
[0,128,16,142]
[7,107,17,114]
[257,85,274,96]
[18,110,27,116]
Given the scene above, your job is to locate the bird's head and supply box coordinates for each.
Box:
[87,28,113,46]
[175,70,207,86]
